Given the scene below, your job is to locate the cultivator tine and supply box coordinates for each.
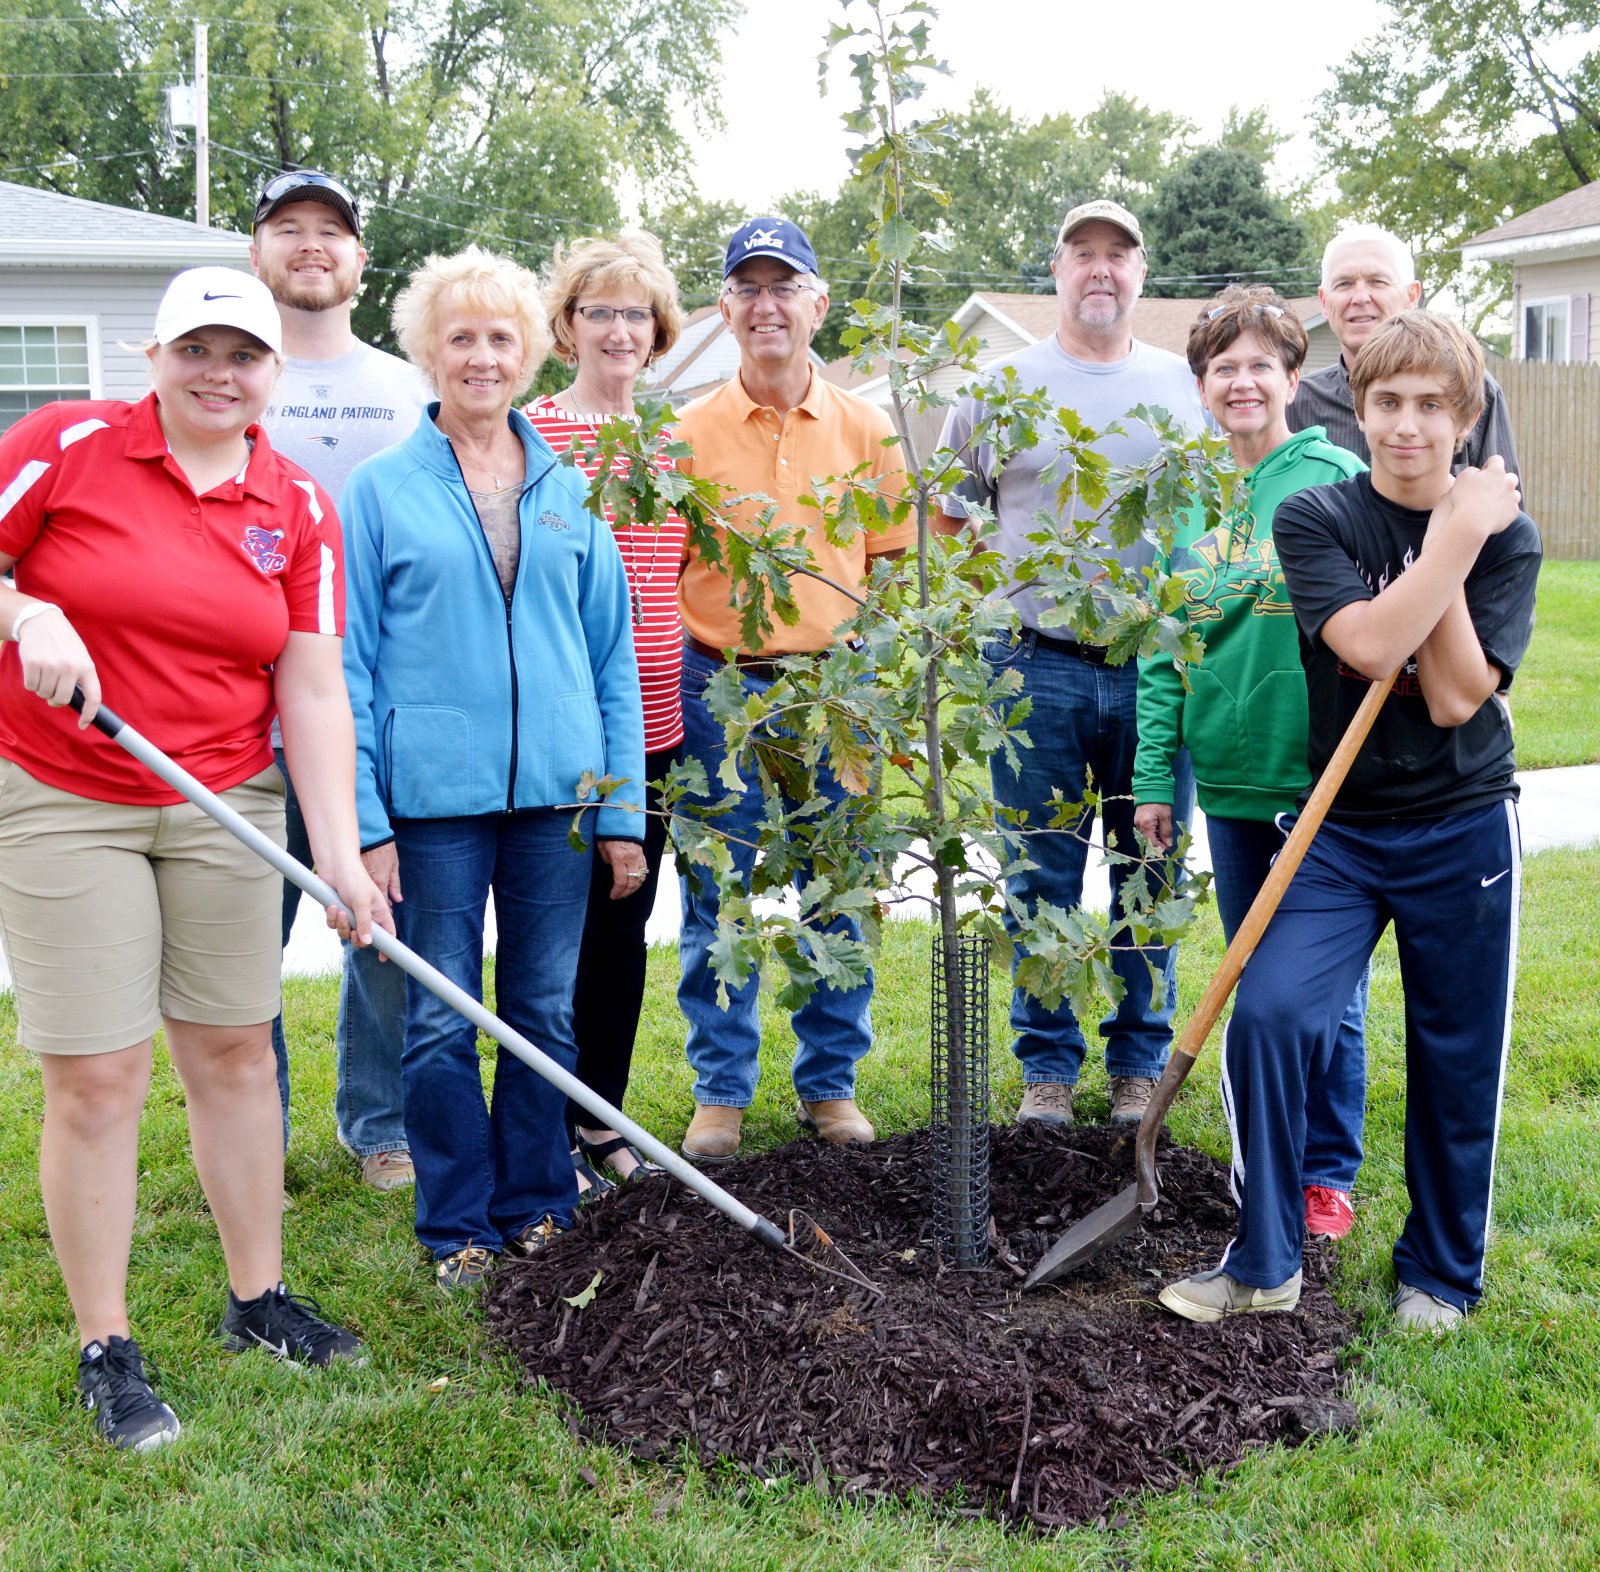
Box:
[787,1209,884,1295]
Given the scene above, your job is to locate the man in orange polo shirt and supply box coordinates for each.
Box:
[674,216,915,1162]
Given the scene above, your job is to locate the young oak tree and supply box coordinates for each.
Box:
[570,0,1234,1265]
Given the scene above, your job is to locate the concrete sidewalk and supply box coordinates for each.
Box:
[284,762,1600,976]
[2,765,1595,990]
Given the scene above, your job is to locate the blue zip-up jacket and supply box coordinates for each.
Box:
[341,403,645,847]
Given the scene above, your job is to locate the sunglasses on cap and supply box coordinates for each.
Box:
[253,171,361,235]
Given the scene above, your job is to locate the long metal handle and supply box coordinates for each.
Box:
[72,695,787,1255]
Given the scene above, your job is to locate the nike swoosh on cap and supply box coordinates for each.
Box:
[202,290,242,301]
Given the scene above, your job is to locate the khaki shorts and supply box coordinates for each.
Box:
[0,758,286,1055]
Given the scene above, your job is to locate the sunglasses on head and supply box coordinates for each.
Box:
[253,171,360,231]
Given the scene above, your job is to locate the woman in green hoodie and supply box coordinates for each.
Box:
[1132,285,1370,1243]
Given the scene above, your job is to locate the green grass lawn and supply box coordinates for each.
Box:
[1512,559,1600,767]
[3,847,1599,1569]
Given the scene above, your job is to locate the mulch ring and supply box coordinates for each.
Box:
[485,1123,1359,1531]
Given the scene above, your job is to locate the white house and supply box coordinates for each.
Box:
[1462,180,1600,362]
[0,180,250,430]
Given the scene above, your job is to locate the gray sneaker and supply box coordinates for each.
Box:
[1392,1284,1464,1333]
[1158,1266,1303,1324]
[1108,1075,1157,1124]
[1017,1082,1074,1127]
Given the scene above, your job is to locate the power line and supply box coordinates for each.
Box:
[0,149,154,178]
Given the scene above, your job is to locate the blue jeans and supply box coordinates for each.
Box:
[677,644,873,1108]
[1206,814,1369,1192]
[392,810,586,1258]
[270,749,407,1158]
[269,750,309,1149]
[988,636,1194,1086]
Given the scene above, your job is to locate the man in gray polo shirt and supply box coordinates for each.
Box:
[938,198,1203,1130]
[251,169,430,1191]
[1289,223,1520,475]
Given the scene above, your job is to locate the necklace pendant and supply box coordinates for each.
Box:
[631,582,644,627]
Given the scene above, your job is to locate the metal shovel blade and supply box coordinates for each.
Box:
[788,1209,883,1295]
[1020,1182,1151,1290]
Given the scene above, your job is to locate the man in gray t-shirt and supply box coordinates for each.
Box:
[938,198,1203,1130]
[251,169,429,1190]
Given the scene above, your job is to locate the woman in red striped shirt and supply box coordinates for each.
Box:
[528,233,686,1192]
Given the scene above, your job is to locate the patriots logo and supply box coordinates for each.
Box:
[242,525,287,573]
[305,435,339,449]
[744,227,782,251]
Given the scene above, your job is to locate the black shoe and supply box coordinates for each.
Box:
[572,1148,617,1206]
[218,1282,364,1367]
[436,1245,497,1291]
[77,1336,180,1451]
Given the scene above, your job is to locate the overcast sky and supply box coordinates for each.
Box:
[687,0,1390,211]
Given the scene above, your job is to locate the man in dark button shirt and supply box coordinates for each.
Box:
[1289,225,1520,482]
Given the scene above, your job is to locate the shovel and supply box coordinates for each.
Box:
[70,692,882,1297]
[1022,668,1399,1290]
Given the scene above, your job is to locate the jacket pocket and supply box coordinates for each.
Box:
[384,706,475,819]
[548,691,605,800]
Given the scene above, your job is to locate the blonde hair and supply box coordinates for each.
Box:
[391,245,549,395]
[1349,310,1486,436]
[540,231,684,367]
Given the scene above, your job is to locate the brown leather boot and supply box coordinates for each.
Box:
[681,1102,743,1162]
[795,1097,874,1145]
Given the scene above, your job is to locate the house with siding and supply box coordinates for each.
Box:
[1462,181,1600,362]
[0,180,250,430]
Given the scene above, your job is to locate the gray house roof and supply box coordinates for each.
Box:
[1462,180,1600,265]
[0,180,249,270]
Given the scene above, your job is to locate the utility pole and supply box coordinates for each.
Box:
[194,20,209,228]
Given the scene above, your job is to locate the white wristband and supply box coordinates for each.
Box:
[8,601,60,642]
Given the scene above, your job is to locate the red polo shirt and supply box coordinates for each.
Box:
[0,394,343,803]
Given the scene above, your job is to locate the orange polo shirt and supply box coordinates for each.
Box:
[676,371,915,654]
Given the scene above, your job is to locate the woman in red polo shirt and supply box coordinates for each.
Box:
[0,268,386,1452]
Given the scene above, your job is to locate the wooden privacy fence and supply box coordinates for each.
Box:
[1495,359,1600,560]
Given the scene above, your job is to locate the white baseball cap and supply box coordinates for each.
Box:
[154,267,283,354]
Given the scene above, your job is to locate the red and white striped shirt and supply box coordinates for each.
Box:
[525,397,685,753]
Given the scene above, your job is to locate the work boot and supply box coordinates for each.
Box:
[1303,1185,1355,1240]
[1391,1283,1464,1333]
[1017,1082,1073,1128]
[795,1098,874,1145]
[1108,1075,1156,1124]
[1158,1267,1302,1324]
[681,1103,743,1162]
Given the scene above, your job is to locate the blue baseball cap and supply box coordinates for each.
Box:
[722,217,819,279]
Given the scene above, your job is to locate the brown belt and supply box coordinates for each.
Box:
[684,634,796,680]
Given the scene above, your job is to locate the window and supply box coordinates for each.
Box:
[1522,298,1571,363]
[0,322,94,431]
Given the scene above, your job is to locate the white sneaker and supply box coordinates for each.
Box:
[1159,1267,1302,1324]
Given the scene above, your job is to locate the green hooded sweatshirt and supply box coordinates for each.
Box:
[1133,426,1366,822]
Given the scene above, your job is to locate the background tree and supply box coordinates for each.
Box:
[1142,146,1316,299]
[1313,0,1600,324]
[0,0,740,346]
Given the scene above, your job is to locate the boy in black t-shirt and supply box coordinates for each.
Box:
[1159,312,1542,1332]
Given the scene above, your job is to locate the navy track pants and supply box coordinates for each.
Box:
[1217,799,1521,1311]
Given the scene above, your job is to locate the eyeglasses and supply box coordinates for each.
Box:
[724,280,812,302]
[1206,302,1286,320]
[252,171,360,230]
[573,306,657,325]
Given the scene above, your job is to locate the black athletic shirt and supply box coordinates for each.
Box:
[1274,473,1542,823]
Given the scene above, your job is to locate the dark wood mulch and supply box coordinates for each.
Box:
[485,1123,1359,1530]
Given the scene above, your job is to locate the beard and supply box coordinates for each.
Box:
[1072,289,1129,333]
[260,258,359,314]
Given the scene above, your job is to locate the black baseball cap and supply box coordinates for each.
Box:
[253,170,361,239]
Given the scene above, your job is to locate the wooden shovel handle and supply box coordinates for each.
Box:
[1171,667,1400,1063]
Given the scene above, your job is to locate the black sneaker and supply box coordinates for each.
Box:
[218,1282,364,1367]
[77,1336,180,1451]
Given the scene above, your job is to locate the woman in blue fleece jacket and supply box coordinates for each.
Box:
[341,247,646,1290]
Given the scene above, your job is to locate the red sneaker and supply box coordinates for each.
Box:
[1303,1185,1354,1240]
